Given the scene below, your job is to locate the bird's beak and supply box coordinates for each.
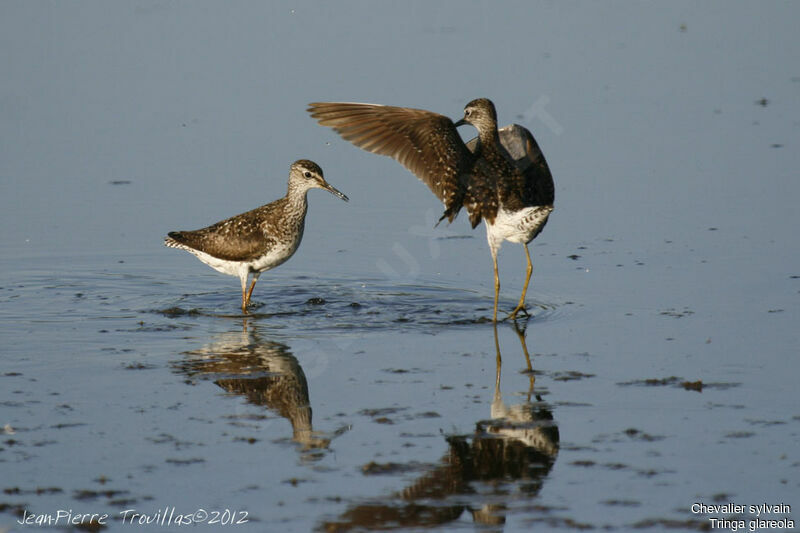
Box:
[454,118,467,128]
[321,181,349,202]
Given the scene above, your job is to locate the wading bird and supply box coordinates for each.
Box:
[308,99,554,321]
[165,160,348,312]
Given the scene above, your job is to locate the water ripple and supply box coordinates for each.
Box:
[151,277,566,333]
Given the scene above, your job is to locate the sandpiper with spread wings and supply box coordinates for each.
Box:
[308,98,554,322]
[164,160,348,313]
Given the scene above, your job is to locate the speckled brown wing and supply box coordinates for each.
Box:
[461,157,500,227]
[466,124,554,209]
[167,206,277,262]
[308,102,474,221]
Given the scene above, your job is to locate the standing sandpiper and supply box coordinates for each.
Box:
[164,160,348,313]
[308,99,554,322]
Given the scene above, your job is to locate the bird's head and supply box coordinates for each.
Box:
[290,160,349,202]
[454,98,498,132]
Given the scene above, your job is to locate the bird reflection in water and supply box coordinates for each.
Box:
[488,321,559,458]
[322,323,558,531]
[173,321,330,458]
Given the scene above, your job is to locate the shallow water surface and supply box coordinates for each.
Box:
[2,2,799,532]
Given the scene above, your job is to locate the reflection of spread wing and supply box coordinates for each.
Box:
[308,102,474,216]
[465,124,554,207]
[165,206,277,262]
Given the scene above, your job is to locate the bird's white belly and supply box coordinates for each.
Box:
[489,206,553,245]
[184,249,244,277]
[249,241,298,272]
[186,241,298,278]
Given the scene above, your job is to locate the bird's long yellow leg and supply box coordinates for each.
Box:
[508,243,533,320]
[239,272,250,313]
[244,273,260,310]
[489,249,499,322]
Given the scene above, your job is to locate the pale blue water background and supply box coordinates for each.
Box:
[1,1,798,531]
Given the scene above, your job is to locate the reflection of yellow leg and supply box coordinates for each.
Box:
[493,322,501,366]
[492,251,500,323]
[508,243,532,320]
[512,321,535,397]
[493,323,502,407]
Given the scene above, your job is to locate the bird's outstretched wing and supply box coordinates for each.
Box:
[308,102,474,220]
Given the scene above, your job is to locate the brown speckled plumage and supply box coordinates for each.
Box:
[308,102,474,224]
[308,99,555,321]
[164,159,348,312]
[167,204,284,263]
[307,99,553,229]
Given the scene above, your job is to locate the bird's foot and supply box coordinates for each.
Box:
[505,305,530,322]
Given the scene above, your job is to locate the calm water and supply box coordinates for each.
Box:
[2,2,799,532]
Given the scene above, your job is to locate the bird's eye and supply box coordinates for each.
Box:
[465,109,471,117]
[304,171,312,178]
